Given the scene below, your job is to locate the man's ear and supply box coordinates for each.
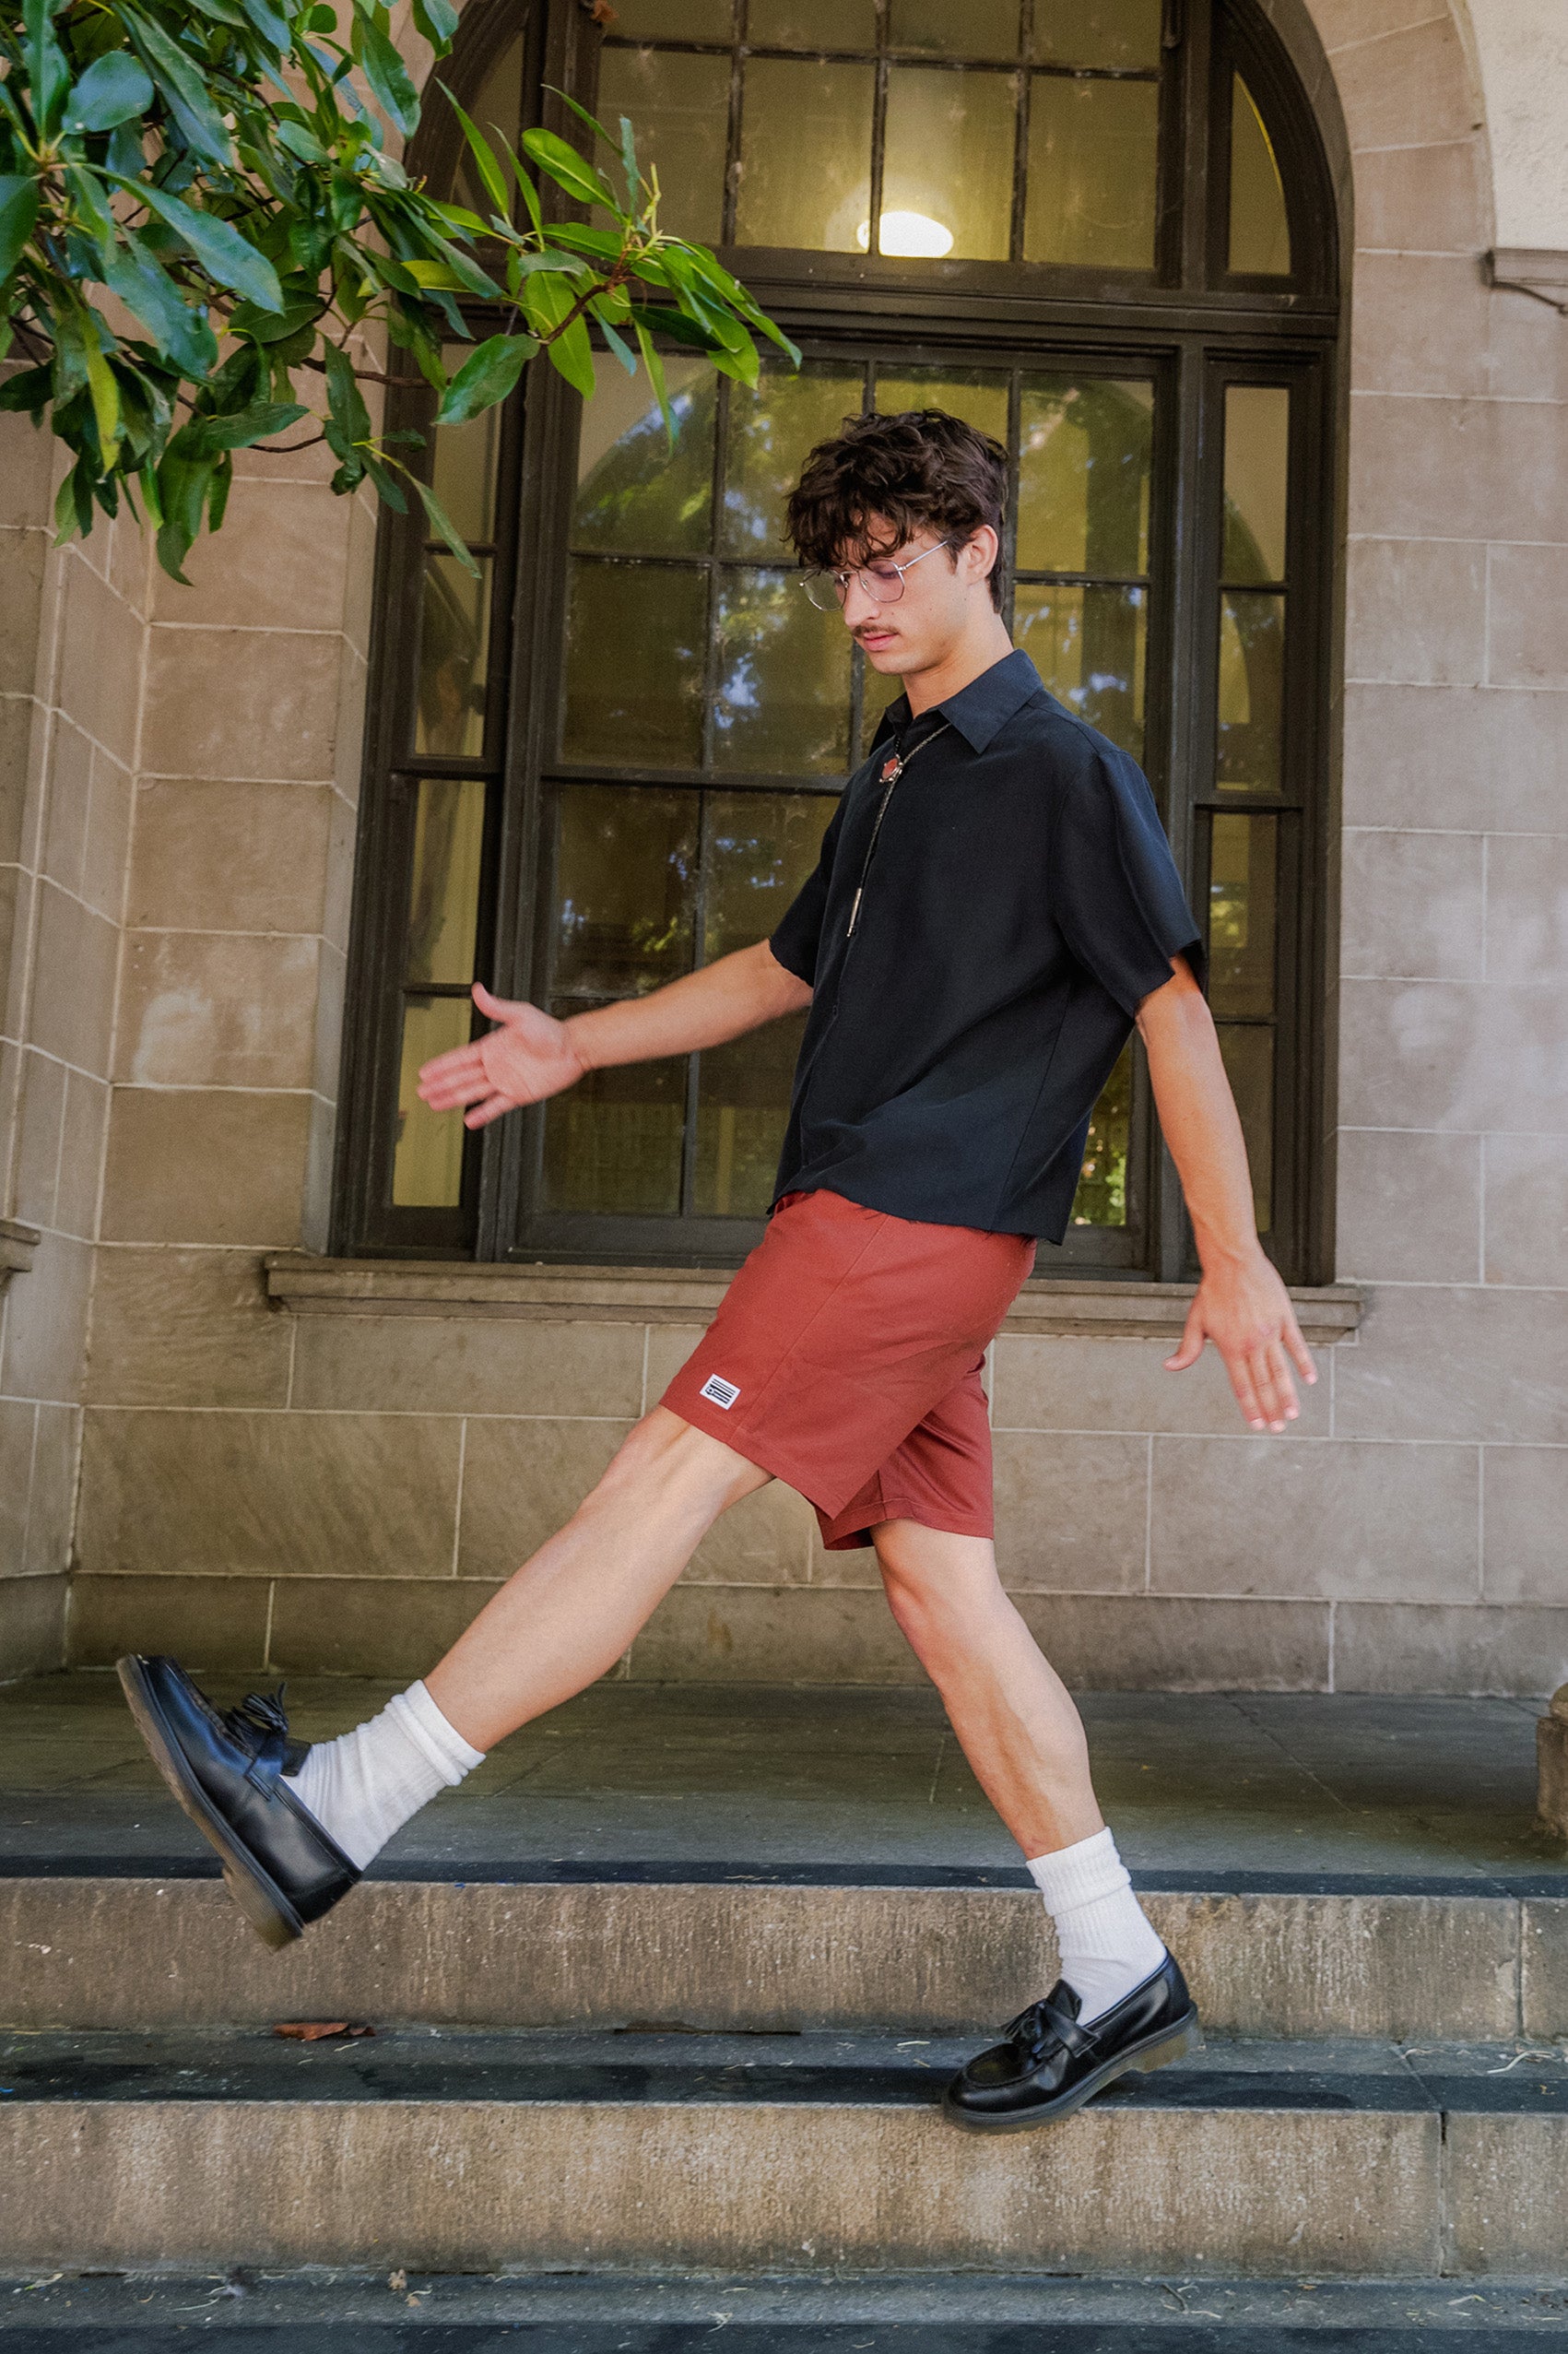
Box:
[961,526,1000,588]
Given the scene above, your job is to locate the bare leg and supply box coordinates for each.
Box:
[872,1519,1102,1856]
[426,1406,772,1751]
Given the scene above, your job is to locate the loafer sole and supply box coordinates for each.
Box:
[116,1656,301,1951]
[942,2009,1202,2134]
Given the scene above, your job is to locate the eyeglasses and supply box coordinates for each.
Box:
[799,538,956,613]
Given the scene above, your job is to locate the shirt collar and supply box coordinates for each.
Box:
[876,647,1046,756]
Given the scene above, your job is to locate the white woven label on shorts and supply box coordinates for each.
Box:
[700,1374,740,1410]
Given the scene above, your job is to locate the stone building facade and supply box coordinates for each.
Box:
[2,0,1565,1696]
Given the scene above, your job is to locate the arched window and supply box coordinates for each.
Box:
[337,0,1338,1281]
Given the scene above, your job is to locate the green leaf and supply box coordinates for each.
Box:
[597,315,636,376]
[184,399,308,451]
[437,80,508,219]
[354,13,419,137]
[240,0,292,53]
[543,313,594,398]
[410,468,477,575]
[64,51,155,134]
[84,337,122,466]
[619,115,638,209]
[434,331,536,424]
[24,0,72,136]
[112,176,284,313]
[521,126,617,213]
[410,0,458,48]
[0,175,40,284]
[322,338,371,458]
[633,319,673,443]
[100,230,219,375]
[0,361,53,416]
[122,6,234,169]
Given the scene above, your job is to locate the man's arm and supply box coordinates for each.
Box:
[1134,952,1316,1432]
[417,940,813,1130]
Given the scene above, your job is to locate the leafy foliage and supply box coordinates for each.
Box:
[0,0,796,580]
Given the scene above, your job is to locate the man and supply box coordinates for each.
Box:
[118,408,1315,2133]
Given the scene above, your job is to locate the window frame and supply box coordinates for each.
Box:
[335,0,1339,1283]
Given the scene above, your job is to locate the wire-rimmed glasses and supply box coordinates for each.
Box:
[799,538,956,613]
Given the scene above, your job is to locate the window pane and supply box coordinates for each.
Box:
[1217,1022,1273,1231]
[703,788,836,962]
[1229,75,1291,278]
[1024,75,1158,270]
[562,562,707,765]
[430,345,501,545]
[416,554,491,759]
[450,32,523,210]
[1068,1038,1132,1227]
[890,0,1020,64]
[1013,582,1146,758]
[610,0,731,37]
[874,366,1008,446]
[1223,384,1290,585]
[550,785,699,998]
[595,48,730,244]
[392,995,470,1207]
[749,0,876,44]
[574,356,716,556]
[1217,589,1284,794]
[694,1016,808,1215]
[881,67,1015,262]
[723,361,864,559]
[406,779,486,987]
[1208,812,1277,1018]
[713,569,853,774]
[736,58,875,251]
[1017,376,1151,577]
[541,1046,687,1216]
[1031,0,1161,68]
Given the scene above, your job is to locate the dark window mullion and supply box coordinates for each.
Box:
[867,0,889,257]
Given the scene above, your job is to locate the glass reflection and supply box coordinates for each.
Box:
[703,788,836,962]
[393,995,470,1206]
[1207,811,1276,1018]
[695,1015,808,1215]
[881,67,1015,261]
[449,32,522,211]
[1217,590,1284,793]
[416,554,490,759]
[1024,75,1158,270]
[737,58,875,251]
[1229,76,1291,278]
[595,47,730,244]
[406,779,486,987]
[1069,1038,1131,1226]
[1218,1023,1273,1230]
[562,561,707,765]
[1014,582,1146,758]
[874,367,1008,446]
[1223,384,1290,585]
[573,356,716,557]
[430,345,500,546]
[714,570,853,774]
[890,0,1019,58]
[551,785,698,998]
[541,1044,687,1216]
[724,361,863,558]
[1032,0,1161,68]
[1017,377,1151,576]
[610,0,732,37]
[749,0,876,43]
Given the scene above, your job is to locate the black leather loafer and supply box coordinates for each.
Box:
[117,1654,360,1949]
[943,1951,1200,2133]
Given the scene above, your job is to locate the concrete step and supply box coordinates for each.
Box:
[2,2024,1565,2277]
[4,1861,1564,2042]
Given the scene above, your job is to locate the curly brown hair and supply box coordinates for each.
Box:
[784,408,1008,613]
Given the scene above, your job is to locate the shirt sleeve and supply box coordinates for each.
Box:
[1049,739,1208,1018]
[768,793,847,987]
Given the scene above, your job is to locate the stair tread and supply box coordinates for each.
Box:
[6,2027,1566,2114]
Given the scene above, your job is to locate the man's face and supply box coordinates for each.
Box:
[832,518,993,675]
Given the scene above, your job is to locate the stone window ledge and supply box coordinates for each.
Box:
[0,1218,41,1295]
[264,1255,1364,1341]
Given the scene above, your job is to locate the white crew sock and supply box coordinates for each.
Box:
[1027,1826,1167,2026]
[288,1680,486,1871]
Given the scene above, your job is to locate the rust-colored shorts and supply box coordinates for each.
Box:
[661,1187,1036,1550]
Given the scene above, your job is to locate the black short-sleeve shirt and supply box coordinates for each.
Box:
[767,646,1206,1242]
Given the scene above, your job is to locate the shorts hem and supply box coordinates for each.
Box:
[660,1390,851,1518]
[819,1500,996,1551]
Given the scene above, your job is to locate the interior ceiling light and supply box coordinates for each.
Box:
[856,210,955,258]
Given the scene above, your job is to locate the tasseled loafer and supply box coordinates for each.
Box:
[943,1951,1201,2132]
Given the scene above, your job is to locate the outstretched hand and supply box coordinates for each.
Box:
[416,982,588,1130]
[1163,1250,1317,1432]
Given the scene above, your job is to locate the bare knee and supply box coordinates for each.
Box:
[875,1521,1009,1650]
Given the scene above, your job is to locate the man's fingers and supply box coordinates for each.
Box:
[1285,1317,1318,1383]
[463,1091,517,1130]
[1228,1356,1266,1427]
[1163,1300,1206,1372]
[472,979,528,1023]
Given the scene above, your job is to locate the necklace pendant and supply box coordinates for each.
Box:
[879,754,903,784]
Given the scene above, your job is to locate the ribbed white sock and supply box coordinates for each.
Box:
[1027,1826,1166,2025]
[289,1680,486,1872]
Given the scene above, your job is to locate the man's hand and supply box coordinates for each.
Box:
[417,982,586,1130]
[1164,1249,1316,1432]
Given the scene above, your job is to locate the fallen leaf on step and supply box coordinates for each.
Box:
[272,2021,375,2041]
